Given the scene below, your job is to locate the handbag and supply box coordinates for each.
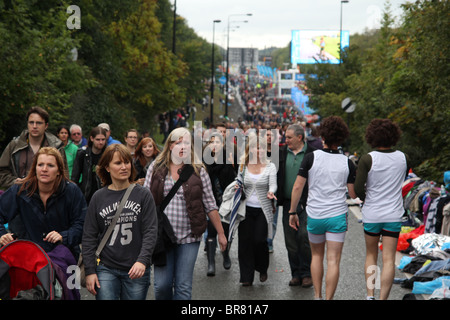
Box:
[78,183,135,287]
[152,165,194,266]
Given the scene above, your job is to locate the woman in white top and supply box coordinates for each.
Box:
[289,116,356,300]
[355,118,409,300]
[238,131,277,286]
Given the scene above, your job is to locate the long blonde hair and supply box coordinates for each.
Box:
[153,127,204,176]
[240,130,269,172]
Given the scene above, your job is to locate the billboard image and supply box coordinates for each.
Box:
[291,30,350,64]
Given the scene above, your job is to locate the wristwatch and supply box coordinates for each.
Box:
[289,212,297,216]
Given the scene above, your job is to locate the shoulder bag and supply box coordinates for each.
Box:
[78,183,135,287]
[152,165,194,266]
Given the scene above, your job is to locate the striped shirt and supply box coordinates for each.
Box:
[144,162,218,244]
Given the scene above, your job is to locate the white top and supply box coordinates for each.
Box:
[306,150,350,219]
[246,171,262,208]
[362,150,407,223]
[240,162,278,238]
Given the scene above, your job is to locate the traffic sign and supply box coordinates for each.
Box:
[342,97,355,113]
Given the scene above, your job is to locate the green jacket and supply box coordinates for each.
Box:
[64,140,79,177]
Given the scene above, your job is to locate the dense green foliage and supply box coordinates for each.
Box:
[0,0,221,147]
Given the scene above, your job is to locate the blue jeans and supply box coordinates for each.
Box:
[154,242,200,300]
[96,264,150,300]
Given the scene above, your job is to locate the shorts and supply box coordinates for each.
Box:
[363,222,402,238]
[307,214,348,243]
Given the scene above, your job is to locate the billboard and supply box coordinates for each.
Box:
[291,30,350,64]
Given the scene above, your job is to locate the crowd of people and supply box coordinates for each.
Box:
[0,85,446,301]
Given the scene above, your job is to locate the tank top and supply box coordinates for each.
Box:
[362,150,407,223]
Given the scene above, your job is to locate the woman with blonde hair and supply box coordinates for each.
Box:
[134,137,160,185]
[0,147,86,257]
[82,144,157,300]
[237,131,277,286]
[144,127,227,300]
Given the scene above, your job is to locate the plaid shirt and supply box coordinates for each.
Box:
[144,162,218,244]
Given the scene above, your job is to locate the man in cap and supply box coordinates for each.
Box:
[98,123,121,146]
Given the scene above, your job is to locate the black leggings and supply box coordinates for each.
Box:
[207,219,230,240]
[237,206,269,283]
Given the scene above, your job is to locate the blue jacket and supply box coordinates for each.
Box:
[107,136,121,146]
[0,181,86,254]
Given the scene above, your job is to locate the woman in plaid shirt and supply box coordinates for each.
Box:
[144,128,227,300]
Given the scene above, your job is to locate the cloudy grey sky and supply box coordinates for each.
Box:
[173,0,410,49]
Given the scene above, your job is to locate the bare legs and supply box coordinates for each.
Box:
[310,240,344,300]
[364,234,398,300]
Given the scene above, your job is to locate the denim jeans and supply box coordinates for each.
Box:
[282,200,311,279]
[154,241,200,300]
[96,264,150,300]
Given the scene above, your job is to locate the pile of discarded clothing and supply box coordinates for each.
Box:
[396,172,450,300]
[401,173,450,235]
[397,234,450,299]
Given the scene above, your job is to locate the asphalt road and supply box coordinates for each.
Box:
[80,204,412,301]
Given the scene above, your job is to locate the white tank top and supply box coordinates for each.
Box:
[362,150,407,223]
[307,150,349,219]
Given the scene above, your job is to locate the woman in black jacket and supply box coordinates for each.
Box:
[203,131,236,276]
[0,147,86,256]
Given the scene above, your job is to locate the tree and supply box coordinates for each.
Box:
[0,0,93,146]
[386,0,450,180]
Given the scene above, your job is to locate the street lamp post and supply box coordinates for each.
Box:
[210,19,221,127]
[225,13,252,118]
[172,0,177,54]
[339,0,349,65]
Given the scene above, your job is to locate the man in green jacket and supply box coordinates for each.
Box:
[0,106,67,190]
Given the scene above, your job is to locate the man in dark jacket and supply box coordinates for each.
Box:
[276,124,315,287]
[71,127,107,204]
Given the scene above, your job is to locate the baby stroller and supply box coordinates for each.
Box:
[0,240,55,300]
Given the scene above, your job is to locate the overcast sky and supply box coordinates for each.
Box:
[173,0,410,49]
